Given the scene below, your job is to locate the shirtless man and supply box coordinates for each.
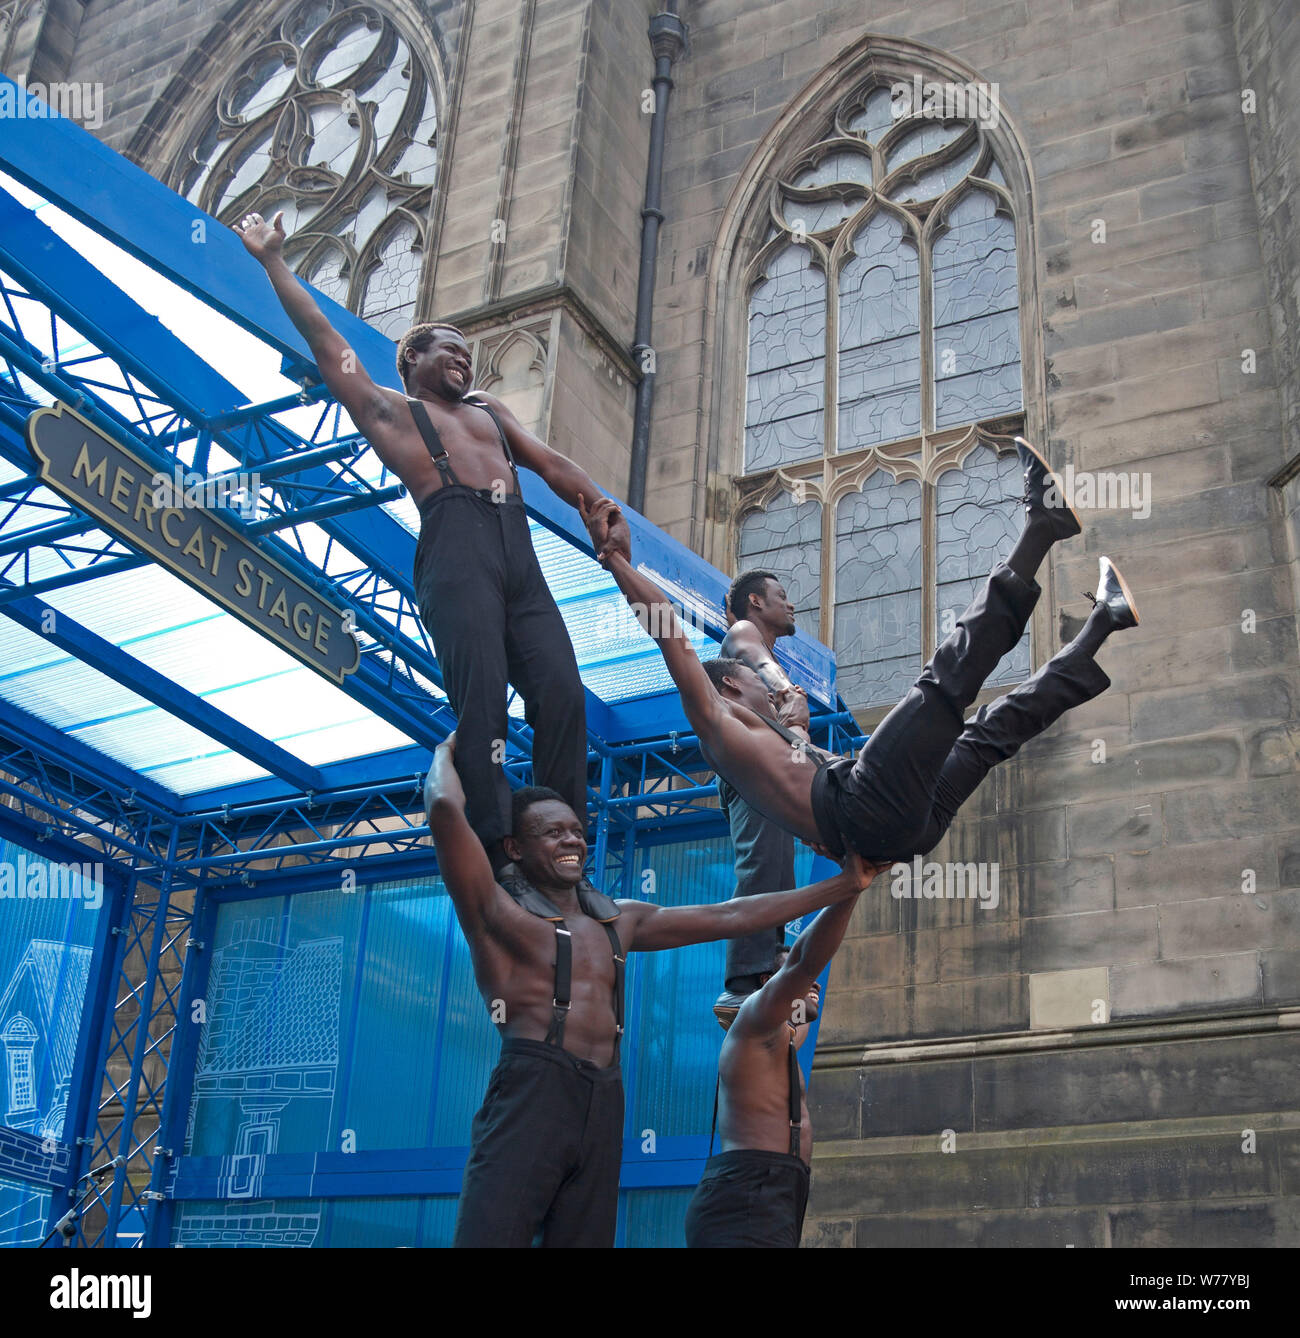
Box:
[237,211,630,870]
[685,892,860,1247]
[580,438,1139,863]
[425,734,884,1247]
[714,572,803,1006]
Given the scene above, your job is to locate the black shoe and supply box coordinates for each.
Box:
[1015,436,1081,542]
[1085,556,1140,631]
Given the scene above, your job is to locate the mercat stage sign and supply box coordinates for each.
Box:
[25,402,360,685]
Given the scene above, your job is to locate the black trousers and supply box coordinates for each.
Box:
[811,562,1111,861]
[414,489,589,850]
[684,1150,811,1248]
[453,1039,624,1248]
[718,778,795,991]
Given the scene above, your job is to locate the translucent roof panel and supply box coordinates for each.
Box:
[1,134,834,816]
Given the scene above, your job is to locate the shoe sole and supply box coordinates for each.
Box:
[1015,436,1082,537]
[1102,557,1141,627]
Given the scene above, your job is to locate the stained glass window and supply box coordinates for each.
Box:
[736,77,1028,711]
[169,0,440,333]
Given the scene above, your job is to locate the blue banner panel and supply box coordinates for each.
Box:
[175,838,817,1247]
[0,1172,50,1247]
[0,838,104,1150]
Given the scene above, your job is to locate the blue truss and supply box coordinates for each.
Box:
[0,79,864,1248]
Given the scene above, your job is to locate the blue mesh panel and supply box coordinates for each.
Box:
[0,838,104,1144]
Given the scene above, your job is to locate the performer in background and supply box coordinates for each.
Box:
[713,571,803,1012]
[237,211,629,872]
[425,734,885,1247]
[687,892,861,1248]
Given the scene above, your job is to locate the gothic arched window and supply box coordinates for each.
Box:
[168,0,441,338]
[735,80,1029,712]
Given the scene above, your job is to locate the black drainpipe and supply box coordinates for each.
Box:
[628,6,687,513]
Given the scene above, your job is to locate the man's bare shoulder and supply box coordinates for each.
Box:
[720,618,764,658]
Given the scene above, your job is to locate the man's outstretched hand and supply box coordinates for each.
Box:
[841,848,892,890]
[235,210,287,265]
[773,684,810,733]
[578,493,631,567]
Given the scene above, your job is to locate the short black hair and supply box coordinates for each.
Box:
[702,656,747,694]
[396,322,468,387]
[727,569,777,623]
[511,785,571,833]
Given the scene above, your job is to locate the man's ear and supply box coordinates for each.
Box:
[502,834,522,862]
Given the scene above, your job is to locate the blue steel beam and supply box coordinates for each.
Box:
[0,200,547,771]
[2,594,327,792]
[0,86,838,719]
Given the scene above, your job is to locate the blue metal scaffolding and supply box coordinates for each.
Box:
[0,78,863,1247]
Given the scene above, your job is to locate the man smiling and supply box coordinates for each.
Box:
[237,211,630,871]
[424,734,885,1247]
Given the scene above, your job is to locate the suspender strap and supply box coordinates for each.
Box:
[544,923,573,1048]
[407,398,460,487]
[708,1075,720,1157]
[466,396,520,486]
[601,920,625,1062]
[544,919,623,1058]
[788,1038,802,1158]
[760,711,834,764]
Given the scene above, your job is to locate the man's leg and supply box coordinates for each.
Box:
[829,440,1079,854]
[909,643,1111,855]
[907,560,1137,854]
[684,1152,809,1248]
[414,502,513,860]
[502,510,589,820]
[835,561,1040,852]
[720,779,794,993]
[453,1043,583,1248]
[537,1066,623,1248]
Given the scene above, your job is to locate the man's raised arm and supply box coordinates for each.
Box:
[731,892,860,1039]
[722,619,794,697]
[235,211,399,452]
[619,853,886,953]
[424,734,503,936]
[579,495,722,736]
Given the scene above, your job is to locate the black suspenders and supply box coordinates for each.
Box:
[708,1032,804,1158]
[787,1037,802,1158]
[543,918,625,1061]
[407,397,459,486]
[406,396,520,495]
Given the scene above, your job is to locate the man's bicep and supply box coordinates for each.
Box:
[733,967,805,1036]
[429,803,502,928]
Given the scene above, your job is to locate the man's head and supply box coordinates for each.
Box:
[727,570,797,637]
[714,947,821,1031]
[703,655,775,717]
[759,947,822,1030]
[502,786,587,887]
[396,323,473,400]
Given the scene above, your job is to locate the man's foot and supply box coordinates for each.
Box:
[1086,556,1140,631]
[1015,436,1082,542]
